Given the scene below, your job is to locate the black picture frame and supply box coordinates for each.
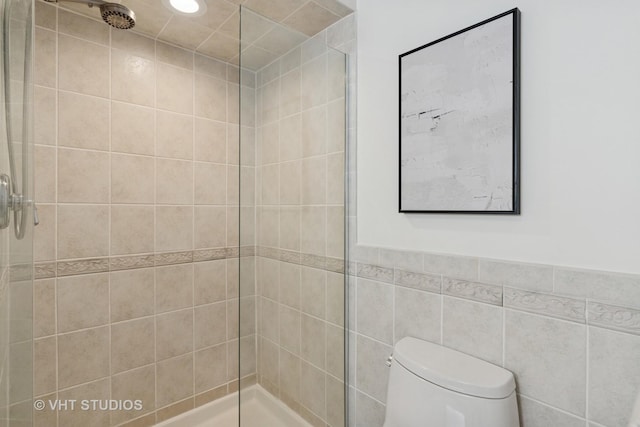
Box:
[398,8,521,215]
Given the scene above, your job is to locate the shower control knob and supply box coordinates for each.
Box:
[386,354,393,367]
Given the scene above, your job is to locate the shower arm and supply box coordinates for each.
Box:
[44,0,109,7]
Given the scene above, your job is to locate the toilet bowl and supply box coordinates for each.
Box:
[383,337,520,427]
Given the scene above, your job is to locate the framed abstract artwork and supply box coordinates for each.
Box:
[399,8,521,214]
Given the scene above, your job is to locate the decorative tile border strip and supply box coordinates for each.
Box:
[504,287,586,323]
[587,301,640,336]
[356,263,393,284]
[443,278,503,306]
[35,262,56,279]
[155,251,193,267]
[58,258,109,277]
[8,263,33,282]
[394,269,441,294]
[110,255,155,271]
[301,253,326,270]
[33,247,254,280]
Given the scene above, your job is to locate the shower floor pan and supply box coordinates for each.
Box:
[155,385,312,427]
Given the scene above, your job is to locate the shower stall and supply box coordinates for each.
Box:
[0,0,353,425]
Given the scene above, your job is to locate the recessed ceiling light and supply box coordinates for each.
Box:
[162,0,207,16]
[170,0,199,13]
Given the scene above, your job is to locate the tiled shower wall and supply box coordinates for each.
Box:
[252,24,350,427]
[31,2,256,426]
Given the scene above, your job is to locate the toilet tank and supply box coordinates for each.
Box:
[383,337,520,427]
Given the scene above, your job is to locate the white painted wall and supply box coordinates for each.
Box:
[357,0,640,274]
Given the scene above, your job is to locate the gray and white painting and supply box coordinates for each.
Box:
[400,14,515,212]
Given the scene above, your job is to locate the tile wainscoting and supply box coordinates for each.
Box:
[348,245,640,427]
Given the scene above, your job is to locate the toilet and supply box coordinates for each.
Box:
[383,337,520,427]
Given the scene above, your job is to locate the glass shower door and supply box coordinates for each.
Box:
[239,6,348,427]
[0,0,34,425]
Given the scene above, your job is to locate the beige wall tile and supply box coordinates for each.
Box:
[194,302,227,349]
[195,73,227,121]
[280,114,302,161]
[34,204,56,262]
[300,206,326,256]
[111,102,155,156]
[58,91,109,150]
[157,63,193,114]
[111,154,155,204]
[156,159,194,205]
[58,9,109,45]
[326,272,344,327]
[111,317,155,374]
[227,82,239,125]
[301,156,326,205]
[57,148,109,203]
[57,273,109,333]
[326,206,344,258]
[57,205,109,259]
[194,163,226,205]
[58,326,109,389]
[155,264,194,313]
[111,49,155,107]
[155,206,194,252]
[280,263,301,309]
[34,86,56,146]
[34,336,57,396]
[194,260,226,305]
[327,98,346,154]
[111,206,155,255]
[260,123,279,165]
[58,378,110,427]
[301,106,327,157]
[261,164,279,205]
[34,28,56,88]
[300,360,326,418]
[279,206,300,251]
[156,354,194,408]
[195,344,227,393]
[111,30,155,59]
[111,365,156,424]
[300,54,327,109]
[156,309,194,361]
[110,268,155,322]
[156,42,193,70]
[195,54,227,80]
[58,35,109,98]
[194,206,227,249]
[326,152,344,205]
[156,111,194,160]
[280,68,301,118]
[279,305,300,355]
[279,161,301,206]
[34,278,56,338]
[35,145,56,203]
[195,118,226,163]
[277,344,299,396]
[35,0,56,30]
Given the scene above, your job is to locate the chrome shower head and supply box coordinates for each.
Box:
[43,0,136,30]
[100,3,135,30]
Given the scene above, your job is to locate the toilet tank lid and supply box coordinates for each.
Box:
[393,337,516,399]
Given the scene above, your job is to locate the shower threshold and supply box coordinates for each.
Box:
[155,384,313,427]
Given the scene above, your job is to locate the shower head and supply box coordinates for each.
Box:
[44,0,136,30]
[100,3,135,30]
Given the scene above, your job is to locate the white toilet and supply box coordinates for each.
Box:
[384,337,520,427]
